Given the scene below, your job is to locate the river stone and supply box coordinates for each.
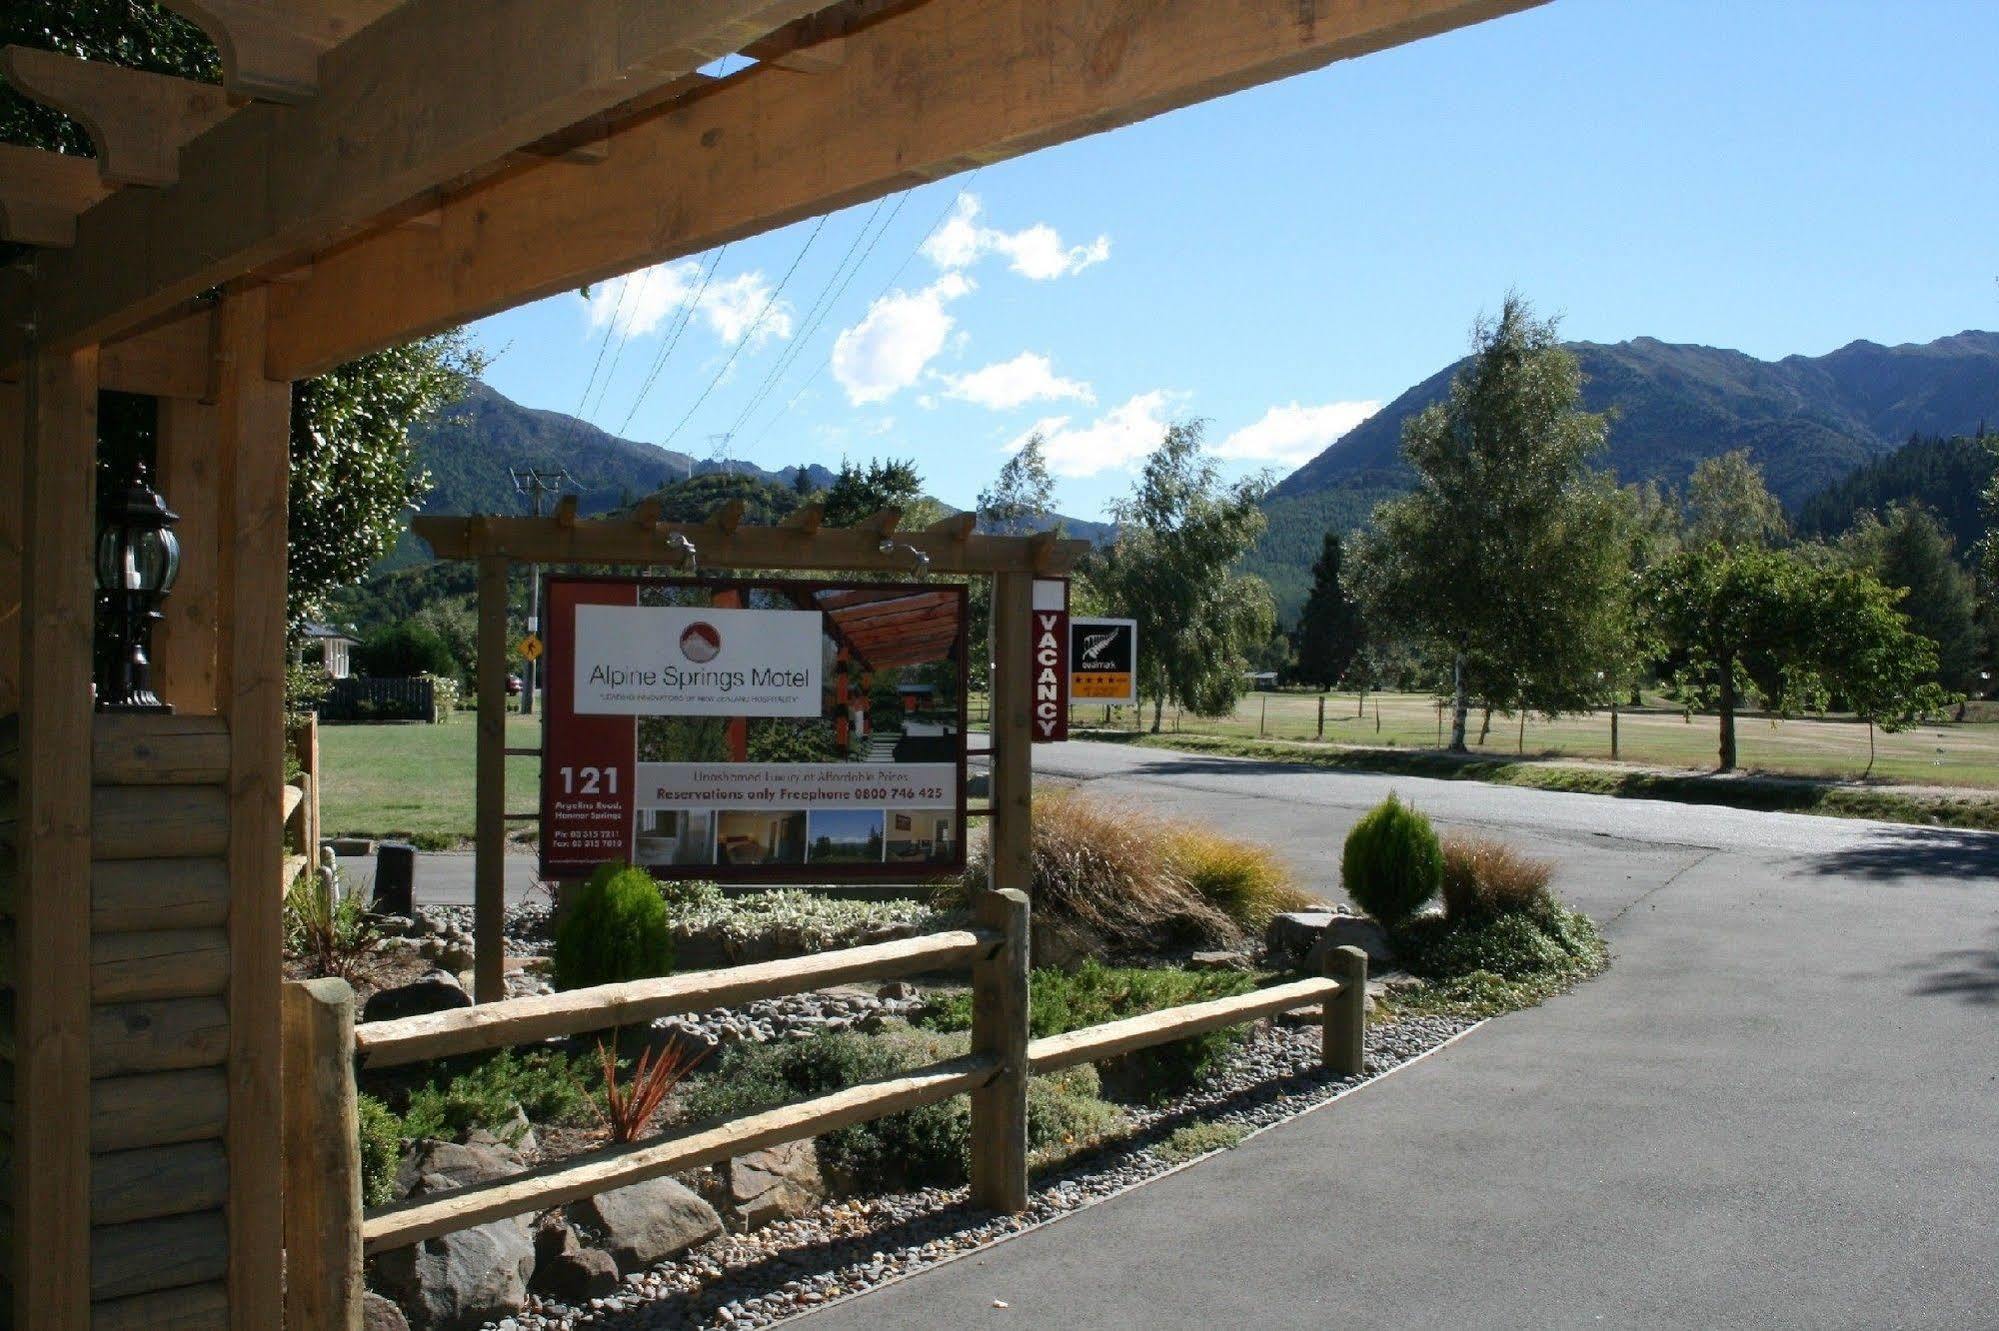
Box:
[531,1218,621,1301]
[1189,949,1252,972]
[363,972,472,1023]
[370,1218,534,1331]
[564,1176,722,1274]
[362,1292,410,1331]
[1312,915,1396,968]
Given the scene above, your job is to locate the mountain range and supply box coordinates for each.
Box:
[1249,330,1999,615]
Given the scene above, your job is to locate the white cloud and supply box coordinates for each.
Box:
[1217,400,1382,467]
[922,194,1110,281]
[940,352,1095,411]
[1010,390,1180,478]
[584,260,793,347]
[829,273,973,405]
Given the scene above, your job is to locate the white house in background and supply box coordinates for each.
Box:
[297,621,359,679]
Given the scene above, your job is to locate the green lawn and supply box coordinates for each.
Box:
[319,712,543,848]
[1090,690,1999,790]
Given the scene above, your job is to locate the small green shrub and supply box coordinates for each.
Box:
[678,1029,1127,1191]
[919,961,1257,1103]
[283,869,376,981]
[1384,895,1608,1018]
[397,1048,597,1144]
[1341,794,1442,924]
[1154,1120,1248,1165]
[1439,832,1552,920]
[357,1093,403,1207]
[555,863,674,989]
[658,878,724,911]
[1168,828,1317,931]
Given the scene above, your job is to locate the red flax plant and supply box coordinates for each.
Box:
[593,1037,707,1144]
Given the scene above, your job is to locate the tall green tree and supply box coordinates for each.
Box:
[1290,531,1364,690]
[1838,503,1979,692]
[976,433,1056,536]
[1642,544,1948,771]
[1685,449,1788,551]
[1090,421,1274,731]
[5,1,480,625]
[1352,295,1625,751]
[822,458,924,528]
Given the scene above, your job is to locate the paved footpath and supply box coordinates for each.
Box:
[801,741,1999,1330]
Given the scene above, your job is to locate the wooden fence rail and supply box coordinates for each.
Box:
[284,890,1367,1324]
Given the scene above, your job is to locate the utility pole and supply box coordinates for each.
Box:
[510,466,572,715]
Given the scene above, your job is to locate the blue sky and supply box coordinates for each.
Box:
[468,0,1999,523]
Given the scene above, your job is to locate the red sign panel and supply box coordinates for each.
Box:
[1031,578,1068,743]
[541,579,639,869]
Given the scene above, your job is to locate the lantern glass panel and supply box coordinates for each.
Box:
[130,526,180,593]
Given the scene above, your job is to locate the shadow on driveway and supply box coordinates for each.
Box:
[1911,925,1999,1007]
[1802,828,1999,882]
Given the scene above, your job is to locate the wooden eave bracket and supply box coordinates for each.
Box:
[0,145,113,247]
[707,499,748,535]
[925,512,977,543]
[1,47,233,188]
[857,508,902,537]
[782,503,825,535]
[161,0,400,103]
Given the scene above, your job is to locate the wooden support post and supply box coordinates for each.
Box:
[214,285,291,1329]
[292,713,320,859]
[1320,943,1368,1077]
[13,344,99,1329]
[1317,694,1325,741]
[969,887,1029,1213]
[0,375,21,715]
[988,571,1033,897]
[281,978,362,1330]
[474,554,508,1003]
[154,397,223,715]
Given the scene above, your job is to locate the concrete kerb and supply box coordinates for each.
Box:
[771,1017,1491,1328]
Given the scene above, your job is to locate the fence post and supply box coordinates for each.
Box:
[970,887,1030,1213]
[283,978,363,1330]
[1320,943,1367,1077]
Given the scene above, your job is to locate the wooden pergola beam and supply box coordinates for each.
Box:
[5,0,834,361]
[162,0,402,104]
[0,146,114,248]
[250,0,1539,379]
[412,514,1088,576]
[0,49,232,188]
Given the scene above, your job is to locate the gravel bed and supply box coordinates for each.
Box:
[418,900,553,949]
[498,1013,1473,1331]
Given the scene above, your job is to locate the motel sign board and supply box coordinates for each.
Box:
[1031,578,1069,742]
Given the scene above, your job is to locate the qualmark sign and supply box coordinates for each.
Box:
[1031,578,1069,742]
[572,604,822,716]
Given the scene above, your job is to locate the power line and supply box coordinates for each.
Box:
[582,262,658,421]
[727,192,908,440]
[656,213,830,452]
[746,174,979,451]
[616,244,727,439]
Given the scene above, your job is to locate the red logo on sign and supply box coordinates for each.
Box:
[679,622,721,663]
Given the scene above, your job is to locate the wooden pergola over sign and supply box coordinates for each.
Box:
[0,0,1537,1325]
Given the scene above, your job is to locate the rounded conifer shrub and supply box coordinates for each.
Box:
[1340,794,1442,925]
[554,863,674,990]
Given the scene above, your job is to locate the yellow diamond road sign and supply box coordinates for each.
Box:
[518,633,543,662]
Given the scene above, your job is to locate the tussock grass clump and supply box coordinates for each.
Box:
[1154,1120,1249,1165]
[952,792,1238,955]
[1340,794,1442,925]
[1166,827,1317,931]
[1439,832,1553,920]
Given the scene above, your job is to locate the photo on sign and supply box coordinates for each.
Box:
[540,576,968,884]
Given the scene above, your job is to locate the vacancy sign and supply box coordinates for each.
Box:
[1031,578,1069,742]
[572,604,822,717]
[1071,617,1137,704]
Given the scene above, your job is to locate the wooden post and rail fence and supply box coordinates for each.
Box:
[282,892,1368,1324]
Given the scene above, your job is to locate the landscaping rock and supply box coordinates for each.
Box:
[370,913,416,937]
[875,980,916,1001]
[395,1138,522,1199]
[1189,950,1252,972]
[709,1141,824,1231]
[1030,917,1098,971]
[370,1218,534,1331]
[465,1104,537,1156]
[362,1292,411,1331]
[1312,915,1396,969]
[531,1218,621,1301]
[564,1177,722,1274]
[1265,910,1339,967]
[364,971,472,1023]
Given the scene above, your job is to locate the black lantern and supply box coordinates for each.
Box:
[96,465,181,712]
